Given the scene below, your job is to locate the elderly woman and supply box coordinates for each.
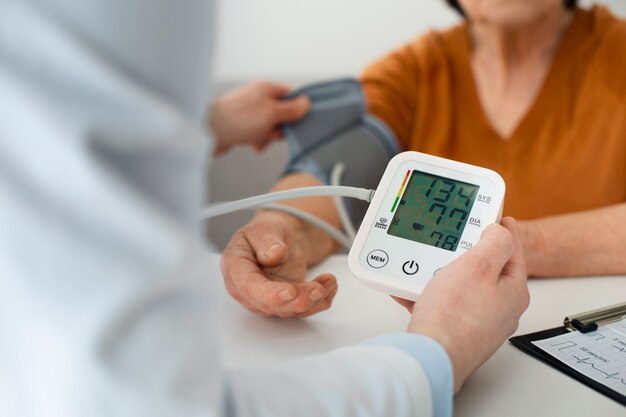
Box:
[222,0,626,318]
[363,0,626,277]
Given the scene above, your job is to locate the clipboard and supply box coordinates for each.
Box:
[509,302,626,407]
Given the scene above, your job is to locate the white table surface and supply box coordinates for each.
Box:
[216,254,626,416]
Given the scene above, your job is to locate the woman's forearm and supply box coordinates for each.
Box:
[519,203,626,277]
[260,172,342,266]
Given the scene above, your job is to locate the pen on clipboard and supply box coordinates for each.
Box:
[564,301,626,333]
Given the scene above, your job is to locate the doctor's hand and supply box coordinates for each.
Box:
[210,81,310,156]
[406,218,529,393]
[221,210,338,318]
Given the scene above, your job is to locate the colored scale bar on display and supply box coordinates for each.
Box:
[391,169,412,212]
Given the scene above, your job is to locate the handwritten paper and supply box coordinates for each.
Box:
[533,317,626,396]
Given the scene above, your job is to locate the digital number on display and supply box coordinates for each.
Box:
[387,171,478,251]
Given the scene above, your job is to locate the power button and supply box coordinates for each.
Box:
[402,260,419,275]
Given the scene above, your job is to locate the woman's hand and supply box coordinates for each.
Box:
[221,210,338,318]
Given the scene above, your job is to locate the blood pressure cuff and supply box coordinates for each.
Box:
[283,78,400,227]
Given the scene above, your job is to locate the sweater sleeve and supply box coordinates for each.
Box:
[360,41,422,150]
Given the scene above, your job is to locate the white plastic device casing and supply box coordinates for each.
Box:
[348,151,505,301]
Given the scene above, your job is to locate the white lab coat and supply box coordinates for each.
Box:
[0,1,441,416]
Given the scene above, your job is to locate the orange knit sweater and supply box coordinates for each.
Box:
[362,6,626,219]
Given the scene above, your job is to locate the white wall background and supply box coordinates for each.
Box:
[208,0,626,249]
[213,0,460,82]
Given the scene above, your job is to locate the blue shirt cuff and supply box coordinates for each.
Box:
[361,333,453,417]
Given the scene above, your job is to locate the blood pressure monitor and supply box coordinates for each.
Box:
[348,151,505,301]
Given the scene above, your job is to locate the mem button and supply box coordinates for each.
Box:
[367,250,389,268]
